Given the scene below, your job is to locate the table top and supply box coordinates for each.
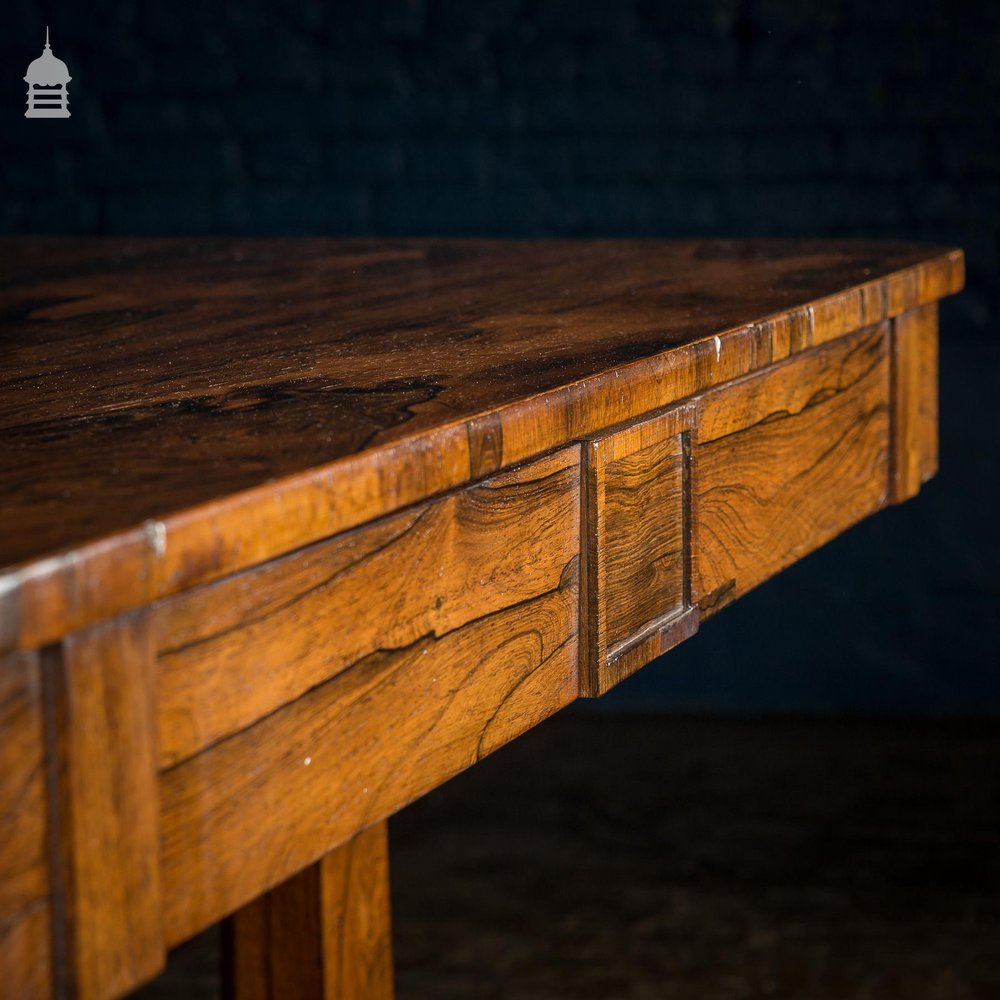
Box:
[0,237,962,650]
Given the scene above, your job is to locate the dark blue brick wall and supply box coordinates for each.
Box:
[3,0,998,713]
[2,3,996,250]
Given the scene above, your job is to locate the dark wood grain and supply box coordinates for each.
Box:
[600,607,700,692]
[43,614,165,1000]
[155,447,581,768]
[0,650,51,1000]
[0,238,963,652]
[691,324,891,612]
[890,302,939,503]
[0,239,964,1000]
[225,823,394,1000]
[582,406,695,695]
[159,449,580,945]
[161,577,578,945]
[317,822,394,1000]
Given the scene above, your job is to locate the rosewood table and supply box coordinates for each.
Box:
[0,238,963,999]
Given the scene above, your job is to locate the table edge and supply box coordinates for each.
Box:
[0,245,964,653]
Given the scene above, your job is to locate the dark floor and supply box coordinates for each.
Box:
[135,716,1000,999]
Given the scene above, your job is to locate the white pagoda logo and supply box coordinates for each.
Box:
[24,28,71,118]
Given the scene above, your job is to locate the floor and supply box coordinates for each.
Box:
[134,715,1000,999]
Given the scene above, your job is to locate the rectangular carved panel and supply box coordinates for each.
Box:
[0,650,51,1000]
[582,405,696,696]
[159,448,581,944]
[692,324,891,613]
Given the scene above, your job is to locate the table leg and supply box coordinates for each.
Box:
[224,821,394,1000]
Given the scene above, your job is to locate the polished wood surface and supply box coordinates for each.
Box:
[44,614,164,1000]
[0,650,51,998]
[582,405,694,696]
[159,447,579,941]
[0,239,962,653]
[0,239,961,999]
[225,823,394,1000]
[890,301,939,503]
[155,447,579,769]
[692,323,892,613]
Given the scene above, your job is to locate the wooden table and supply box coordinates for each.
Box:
[0,239,963,1000]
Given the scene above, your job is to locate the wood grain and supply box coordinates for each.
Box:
[0,239,964,653]
[890,302,939,503]
[596,607,701,698]
[0,650,51,1000]
[156,446,581,768]
[0,239,962,999]
[44,615,165,1000]
[159,464,580,944]
[582,406,694,695]
[319,822,394,1000]
[225,823,394,1000]
[161,577,578,944]
[692,324,891,612]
